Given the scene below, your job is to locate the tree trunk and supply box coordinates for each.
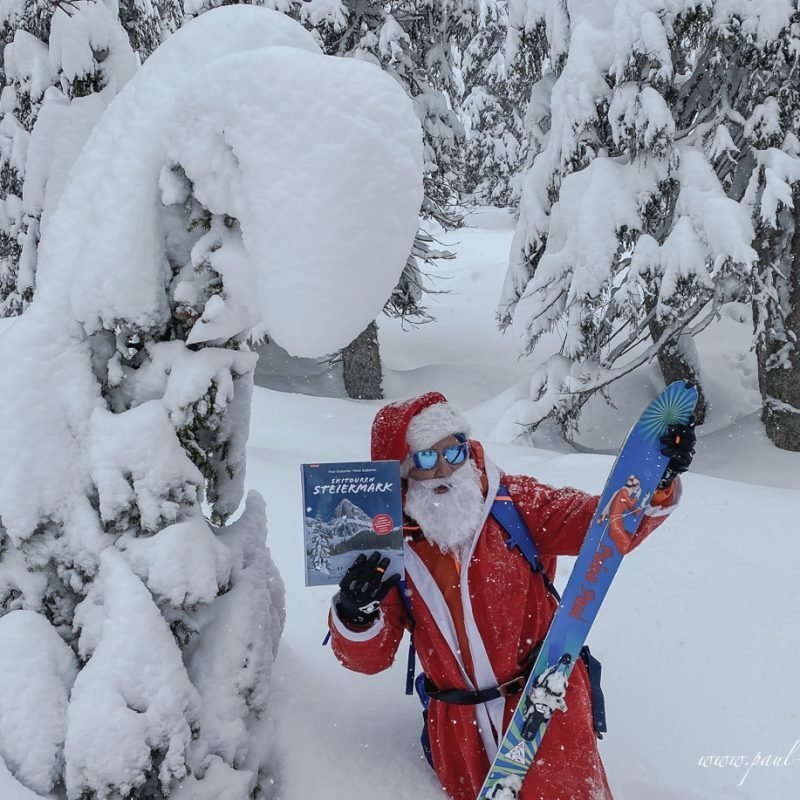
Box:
[342,320,383,400]
[639,176,707,423]
[754,188,800,451]
[647,319,708,424]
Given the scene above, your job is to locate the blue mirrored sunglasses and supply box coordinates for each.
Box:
[411,436,469,471]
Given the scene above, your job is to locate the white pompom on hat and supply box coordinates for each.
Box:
[406,401,470,453]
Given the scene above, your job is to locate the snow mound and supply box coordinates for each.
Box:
[0,611,77,795]
[119,518,233,608]
[65,550,200,798]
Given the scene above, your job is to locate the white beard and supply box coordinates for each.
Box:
[405,459,487,558]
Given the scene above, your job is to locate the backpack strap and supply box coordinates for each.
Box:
[491,485,562,603]
[398,577,416,695]
[580,645,607,737]
[491,485,607,738]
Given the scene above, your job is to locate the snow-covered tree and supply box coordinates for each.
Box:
[0,0,55,317]
[0,0,155,318]
[118,0,179,58]
[496,0,800,439]
[0,7,422,798]
[0,0,178,319]
[712,2,800,450]
[391,0,473,224]
[309,515,333,573]
[18,2,137,316]
[460,0,524,206]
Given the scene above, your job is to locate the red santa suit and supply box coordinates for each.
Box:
[329,393,679,800]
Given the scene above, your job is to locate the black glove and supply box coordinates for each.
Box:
[336,551,401,626]
[658,416,697,488]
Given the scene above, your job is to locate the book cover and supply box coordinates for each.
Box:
[302,460,404,587]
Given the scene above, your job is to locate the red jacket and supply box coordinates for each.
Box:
[329,443,678,800]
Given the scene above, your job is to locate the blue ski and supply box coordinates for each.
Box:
[478,381,698,799]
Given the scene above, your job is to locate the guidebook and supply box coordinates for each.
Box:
[301,460,404,587]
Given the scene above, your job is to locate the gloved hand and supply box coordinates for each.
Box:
[336,551,401,626]
[659,416,697,488]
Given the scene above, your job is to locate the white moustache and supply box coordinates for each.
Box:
[405,460,486,557]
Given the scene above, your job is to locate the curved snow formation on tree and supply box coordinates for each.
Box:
[0,6,422,800]
[36,5,423,357]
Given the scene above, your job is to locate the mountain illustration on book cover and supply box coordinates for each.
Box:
[302,460,403,587]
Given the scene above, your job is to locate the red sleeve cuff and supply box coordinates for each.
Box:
[651,481,676,507]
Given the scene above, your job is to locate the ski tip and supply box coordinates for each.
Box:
[684,380,696,390]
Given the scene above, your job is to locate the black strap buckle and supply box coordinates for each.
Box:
[497,674,527,697]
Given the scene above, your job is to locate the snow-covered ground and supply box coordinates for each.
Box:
[252,209,800,799]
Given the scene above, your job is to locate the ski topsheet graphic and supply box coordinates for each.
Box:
[478,381,698,799]
[302,460,403,587]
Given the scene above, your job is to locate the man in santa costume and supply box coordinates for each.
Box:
[328,392,695,800]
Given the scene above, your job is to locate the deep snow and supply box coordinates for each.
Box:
[253,209,799,799]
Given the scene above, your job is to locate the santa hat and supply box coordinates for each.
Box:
[370,392,470,464]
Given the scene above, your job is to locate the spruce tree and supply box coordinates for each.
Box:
[497,0,797,438]
[118,0,168,58]
[704,3,800,450]
[0,0,54,317]
[18,2,137,313]
[309,515,333,573]
[460,0,523,206]
[0,0,153,318]
[0,9,423,797]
